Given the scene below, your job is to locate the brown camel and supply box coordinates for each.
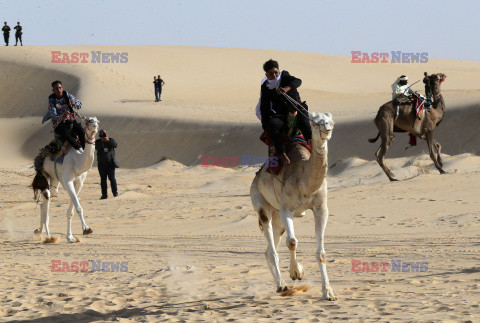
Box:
[368,73,447,181]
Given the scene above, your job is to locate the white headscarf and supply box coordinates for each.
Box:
[265,73,281,90]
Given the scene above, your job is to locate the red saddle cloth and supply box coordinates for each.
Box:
[259,131,312,175]
[408,97,428,147]
[415,97,427,119]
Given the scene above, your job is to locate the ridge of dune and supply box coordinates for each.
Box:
[1,46,480,120]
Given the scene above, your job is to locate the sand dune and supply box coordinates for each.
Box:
[0,46,479,321]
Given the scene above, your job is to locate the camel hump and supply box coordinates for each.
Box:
[287,144,310,163]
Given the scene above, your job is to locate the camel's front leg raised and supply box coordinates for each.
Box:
[280,205,304,281]
[313,195,336,301]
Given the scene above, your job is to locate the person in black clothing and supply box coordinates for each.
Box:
[96,129,118,199]
[2,22,10,46]
[14,22,22,46]
[259,59,312,164]
[157,75,165,101]
[153,76,160,101]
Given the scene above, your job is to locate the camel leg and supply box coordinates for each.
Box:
[65,202,76,243]
[40,189,57,243]
[280,205,304,281]
[34,190,47,235]
[433,140,443,168]
[63,179,92,235]
[66,178,85,242]
[313,186,336,300]
[260,209,288,292]
[375,133,398,181]
[426,134,446,174]
[42,190,50,238]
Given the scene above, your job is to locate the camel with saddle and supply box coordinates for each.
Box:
[369,73,447,181]
[251,111,336,300]
[31,117,99,243]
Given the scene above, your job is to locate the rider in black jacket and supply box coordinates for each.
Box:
[259,59,312,164]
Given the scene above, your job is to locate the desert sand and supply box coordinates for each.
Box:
[0,46,479,321]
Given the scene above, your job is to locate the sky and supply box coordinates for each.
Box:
[1,0,479,61]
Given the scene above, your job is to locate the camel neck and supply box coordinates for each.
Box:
[433,93,445,110]
[304,138,328,194]
[79,133,96,173]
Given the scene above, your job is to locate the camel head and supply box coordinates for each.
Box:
[309,112,334,141]
[424,73,446,96]
[83,116,99,138]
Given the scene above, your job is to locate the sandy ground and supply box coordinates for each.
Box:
[0,46,480,321]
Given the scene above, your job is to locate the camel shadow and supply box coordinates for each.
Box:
[21,297,246,322]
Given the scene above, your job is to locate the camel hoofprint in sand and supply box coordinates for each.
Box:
[250,112,336,300]
[369,73,447,181]
[32,117,99,243]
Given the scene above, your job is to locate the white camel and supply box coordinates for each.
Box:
[33,117,99,243]
[250,112,336,300]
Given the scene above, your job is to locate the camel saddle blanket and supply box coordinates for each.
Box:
[49,141,72,164]
[414,97,428,119]
[395,97,430,120]
[259,131,312,175]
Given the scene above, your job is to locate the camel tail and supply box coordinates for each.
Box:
[368,132,380,143]
[31,172,49,201]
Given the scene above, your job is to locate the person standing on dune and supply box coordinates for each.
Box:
[2,22,10,46]
[14,22,22,46]
[153,76,160,102]
[157,75,165,101]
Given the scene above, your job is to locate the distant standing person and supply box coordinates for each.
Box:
[153,76,160,102]
[157,75,165,101]
[14,22,22,46]
[96,129,119,199]
[2,22,10,46]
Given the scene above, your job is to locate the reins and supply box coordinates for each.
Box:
[279,92,313,122]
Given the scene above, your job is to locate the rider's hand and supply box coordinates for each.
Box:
[276,86,291,94]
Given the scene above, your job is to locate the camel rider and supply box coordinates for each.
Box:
[391,75,414,104]
[392,75,430,107]
[258,59,312,165]
[34,81,85,172]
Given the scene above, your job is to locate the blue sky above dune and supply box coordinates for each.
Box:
[1,0,479,61]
